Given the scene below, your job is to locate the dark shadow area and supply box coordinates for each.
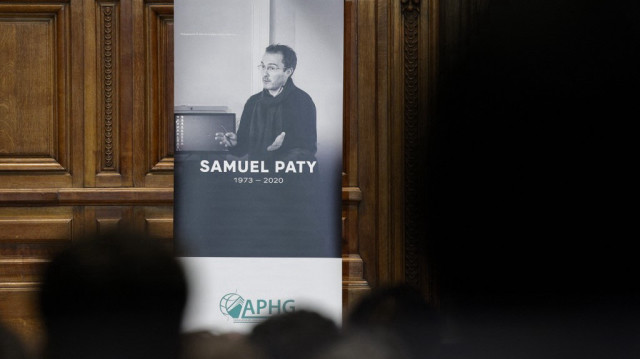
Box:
[0,322,30,359]
[39,231,188,359]
[249,310,341,359]
[429,0,639,300]
[180,331,263,359]
[345,285,442,359]
[426,0,640,356]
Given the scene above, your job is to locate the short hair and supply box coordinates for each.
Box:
[40,231,187,359]
[249,310,339,359]
[265,44,297,72]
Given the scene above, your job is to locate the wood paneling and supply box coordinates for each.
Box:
[87,206,131,234]
[0,207,74,262]
[136,205,174,248]
[354,0,378,291]
[0,207,73,350]
[0,0,436,348]
[0,17,55,157]
[340,0,370,306]
[0,219,71,242]
[133,1,174,188]
[0,259,48,284]
[342,0,358,188]
[0,288,44,355]
[0,3,74,186]
[145,217,172,239]
[83,0,136,188]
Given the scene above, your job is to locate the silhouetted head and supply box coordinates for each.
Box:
[249,310,340,359]
[347,285,442,359]
[313,331,409,359]
[39,231,188,359]
[180,331,263,359]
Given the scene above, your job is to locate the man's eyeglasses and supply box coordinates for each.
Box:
[257,64,284,74]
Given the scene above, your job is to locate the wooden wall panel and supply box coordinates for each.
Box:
[82,206,132,235]
[0,288,43,355]
[82,0,136,188]
[0,207,74,263]
[0,4,74,187]
[0,0,176,349]
[135,206,173,249]
[0,207,74,350]
[0,207,74,303]
[0,219,71,242]
[340,0,371,309]
[353,0,378,292]
[342,0,358,188]
[0,259,48,284]
[133,1,174,188]
[0,20,53,157]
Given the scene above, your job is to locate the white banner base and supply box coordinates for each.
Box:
[180,257,342,333]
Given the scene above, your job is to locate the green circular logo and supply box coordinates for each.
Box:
[219,293,244,319]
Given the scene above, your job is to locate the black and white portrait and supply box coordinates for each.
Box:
[216,44,318,162]
[174,0,343,258]
[175,0,342,166]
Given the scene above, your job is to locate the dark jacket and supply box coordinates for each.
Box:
[232,79,317,161]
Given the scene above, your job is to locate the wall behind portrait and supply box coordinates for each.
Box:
[270,0,344,162]
[174,0,270,119]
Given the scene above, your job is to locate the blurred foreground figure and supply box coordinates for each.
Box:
[39,232,187,359]
[346,285,442,359]
[180,331,263,359]
[313,332,409,359]
[0,323,30,359]
[249,310,340,359]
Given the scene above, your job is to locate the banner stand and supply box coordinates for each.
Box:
[174,0,344,332]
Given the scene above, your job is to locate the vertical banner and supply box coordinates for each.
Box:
[174,0,343,332]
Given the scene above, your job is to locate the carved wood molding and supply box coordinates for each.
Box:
[0,188,362,205]
[401,0,420,14]
[0,188,174,205]
[100,3,118,171]
[401,0,421,287]
[145,4,174,174]
[0,158,65,171]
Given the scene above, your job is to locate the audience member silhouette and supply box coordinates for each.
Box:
[180,331,263,359]
[249,310,340,359]
[39,231,187,359]
[346,285,442,359]
[313,331,409,359]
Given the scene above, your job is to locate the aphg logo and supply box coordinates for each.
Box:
[219,292,295,323]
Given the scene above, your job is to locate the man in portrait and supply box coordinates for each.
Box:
[216,44,317,162]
